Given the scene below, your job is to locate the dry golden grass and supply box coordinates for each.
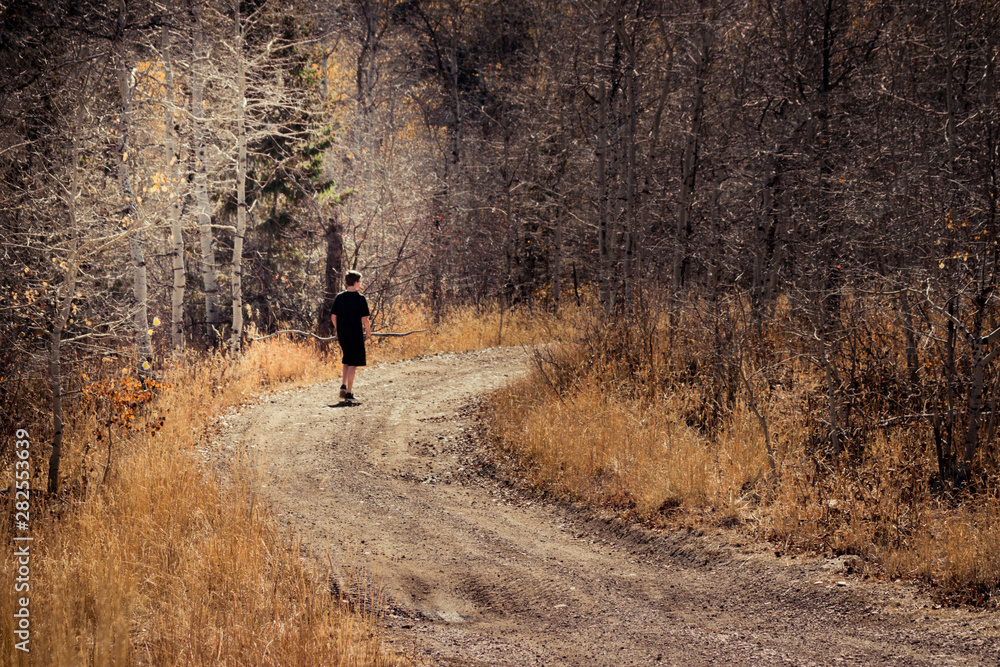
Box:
[489,371,773,523]
[0,300,576,665]
[373,300,587,362]
[12,292,996,666]
[0,338,405,665]
[485,300,1000,605]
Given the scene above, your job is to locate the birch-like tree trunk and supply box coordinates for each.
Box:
[163,24,185,352]
[191,0,220,343]
[116,21,153,372]
[230,2,248,355]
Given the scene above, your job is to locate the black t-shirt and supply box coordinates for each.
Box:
[331,290,370,341]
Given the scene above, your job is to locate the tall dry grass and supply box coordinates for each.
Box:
[0,338,405,665]
[372,300,588,362]
[488,340,780,524]
[0,300,575,665]
[486,297,1000,605]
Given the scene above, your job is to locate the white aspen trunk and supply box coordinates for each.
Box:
[128,231,153,371]
[117,37,153,372]
[163,25,185,352]
[191,0,220,343]
[231,2,247,355]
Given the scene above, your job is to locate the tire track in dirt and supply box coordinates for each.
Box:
[214,348,1000,666]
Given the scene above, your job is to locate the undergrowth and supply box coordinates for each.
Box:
[0,300,570,665]
[371,300,586,361]
[0,337,405,665]
[485,293,1000,606]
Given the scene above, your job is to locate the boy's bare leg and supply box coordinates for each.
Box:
[340,364,356,399]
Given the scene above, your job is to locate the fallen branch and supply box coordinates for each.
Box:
[371,330,429,337]
[250,329,428,341]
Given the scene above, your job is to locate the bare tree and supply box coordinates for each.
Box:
[190,0,221,343]
[114,0,153,373]
[230,0,248,354]
[162,23,187,352]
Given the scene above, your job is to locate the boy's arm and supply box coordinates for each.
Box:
[362,315,371,339]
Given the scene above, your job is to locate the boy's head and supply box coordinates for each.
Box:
[345,270,363,288]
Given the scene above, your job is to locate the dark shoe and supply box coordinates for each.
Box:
[339,385,347,399]
[344,392,356,402]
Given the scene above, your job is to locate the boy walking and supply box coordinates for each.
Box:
[331,271,371,402]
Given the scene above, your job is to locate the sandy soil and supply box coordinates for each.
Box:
[212,347,1000,666]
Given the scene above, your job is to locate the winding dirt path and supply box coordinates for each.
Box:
[214,348,1000,666]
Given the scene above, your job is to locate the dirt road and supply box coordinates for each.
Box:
[215,348,1000,665]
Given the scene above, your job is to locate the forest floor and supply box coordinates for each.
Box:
[211,347,1000,666]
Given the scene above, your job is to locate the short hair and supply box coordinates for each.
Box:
[345,270,363,287]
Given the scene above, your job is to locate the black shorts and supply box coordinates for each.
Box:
[338,337,366,366]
